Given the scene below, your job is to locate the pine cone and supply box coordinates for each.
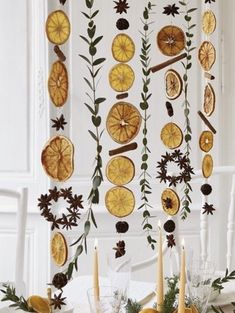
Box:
[116,18,129,30]
[116,221,129,233]
[52,273,68,289]
[200,183,212,196]
[164,220,176,233]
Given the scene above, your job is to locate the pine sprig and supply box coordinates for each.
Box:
[125,298,142,313]
[138,1,156,249]
[179,0,197,220]
[162,276,179,313]
[0,284,34,312]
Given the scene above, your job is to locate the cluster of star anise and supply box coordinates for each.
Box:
[38,187,83,230]
[156,150,194,187]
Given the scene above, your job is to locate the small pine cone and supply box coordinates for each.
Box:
[116,18,129,30]
[164,220,176,233]
[116,221,129,233]
[200,183,212,196]
[52,273,68,289]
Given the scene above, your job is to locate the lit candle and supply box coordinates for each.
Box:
[93,238,100,302]
[157,220,164,312]
[178,239,186,313]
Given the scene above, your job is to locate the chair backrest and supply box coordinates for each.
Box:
[131,166,235,272]
[0,187,28,295]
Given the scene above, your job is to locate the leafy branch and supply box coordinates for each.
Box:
[138,1,156,249]
[125,298,142,313]
[179,0,197,220]
[162,276,179,313]
[211,302,235,313]
[0,284,34,312]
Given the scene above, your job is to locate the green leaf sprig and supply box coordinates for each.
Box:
[162,276,179,313]
[179,0,197,220]
[138,1,156,249]
[125,298,143,313]
[212,268,235,292]
[0,284,34,312]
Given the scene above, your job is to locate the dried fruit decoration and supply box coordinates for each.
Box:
[116,18,129,30]
[114,0,130,14]
[202,203,216,215]
[51,114,67,131]
[162,4,180,17]
[52,273,68,290]
[51,292,66,310]
[113,240,126,258]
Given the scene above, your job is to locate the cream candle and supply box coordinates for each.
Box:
[157,220,164,312]
[178,239,186,313]
[93,238,100,302]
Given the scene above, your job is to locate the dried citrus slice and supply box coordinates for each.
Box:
[46,10,70,45]
[105,186,135,217]
[202,10,216,35]
[173,309,193,313]
[203,83,215,116]
[161,188,180,216]
[51,232,68,266]
[106,102,141,144]
[48,61,68,107]
[106,156,135,185]
[27,295,50,313]
[157,25,185,56]
[198,41,216,71]
[41,135,74,181]
[161,122,183,149]
[202,154,213,178]
[109,63,135,92]
[112,33,135,63]
[199,130,213,152]
[165,69,183,100]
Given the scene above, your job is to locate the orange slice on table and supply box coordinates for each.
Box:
[157,25,185,56]
[46,10,70,45]
[199,130,213,152]
[41,135,74,181]
[165,69,183,100]
[51,232,68,266]
[112,33,135,63]
[202,154,213,178]
[202,10,216,35]
[161,188,180,216]
[105,186,135,217]
[48,61,68,107]
[203,83,215,116]
[106,156,135,185]
[109,63,135,92]
[27,295,50,313]
[160,122,183,149]
[106,102,141,144]
[198,41,216,71]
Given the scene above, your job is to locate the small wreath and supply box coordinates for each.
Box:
[156,149,194,187]
[38,187,84,230]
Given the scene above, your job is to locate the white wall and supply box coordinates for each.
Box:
[0,0,233,297]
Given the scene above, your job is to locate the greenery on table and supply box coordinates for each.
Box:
[125,298,143,313]
[178,0,197,220]
[138,1,156,249]
[0,284,34,312]
[162,276,179,313]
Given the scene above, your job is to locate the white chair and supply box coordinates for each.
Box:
[0,187,28,295]
[131,166,235,273]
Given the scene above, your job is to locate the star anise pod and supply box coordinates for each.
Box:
[157,160,167,170]
[156,170,168,183]
[163,3,180,17]
[202,203,216,215]
[114,0,129,14]
[167,234,176,248]
[50,216,62,231]
[67,207,81,222]
[61,214,78,230]
[38,194,51,210]
[163,197,173,209]
[113,240,126,258]
[172,149,183,159]
[48,187,60,202]
[176,156,188,169]
[67,194,84,209]
[51,292,66,310]
[169,175,180,187]
[205,0,215,3]
[60,187,73,199]
[162,152,173,162]
[51,114,67,131]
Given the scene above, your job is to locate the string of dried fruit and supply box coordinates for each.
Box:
[138,1,156,249]
[178,0,197,220]
[198,0,217,215]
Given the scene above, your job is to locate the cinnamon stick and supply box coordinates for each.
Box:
[150,53,187,73]
[204,72,215,80]
[198,111,217,134]
[109,142,138,156]
[54,45,66,62]
[116,92,128,100]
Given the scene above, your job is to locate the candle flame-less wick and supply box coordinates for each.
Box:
[94,238,98,249]
[181,238,185,248]
[158,220,162,229]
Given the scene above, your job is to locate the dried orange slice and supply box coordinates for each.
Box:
[198,41,216,71]
[106,102,141,144]
[46,10,70,45]
[27,296,50,313]
[157,25,185,56]
[199,131,213,152]
[202,154,213,178]
[106,156,135,185]
[112,33,135,63]
[203,83,215,116]
[161,122,183,149]
[165,69,183,100]
[105,186,135,217]
[173,309,194,313]
[48,61,68,107]
[109,63,135,92]
[161,188,180,216]
[51,232,68,266]
[202,10,216,35]
[41,135,74,181]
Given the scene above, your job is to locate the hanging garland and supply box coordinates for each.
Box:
[138,1,156,249]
